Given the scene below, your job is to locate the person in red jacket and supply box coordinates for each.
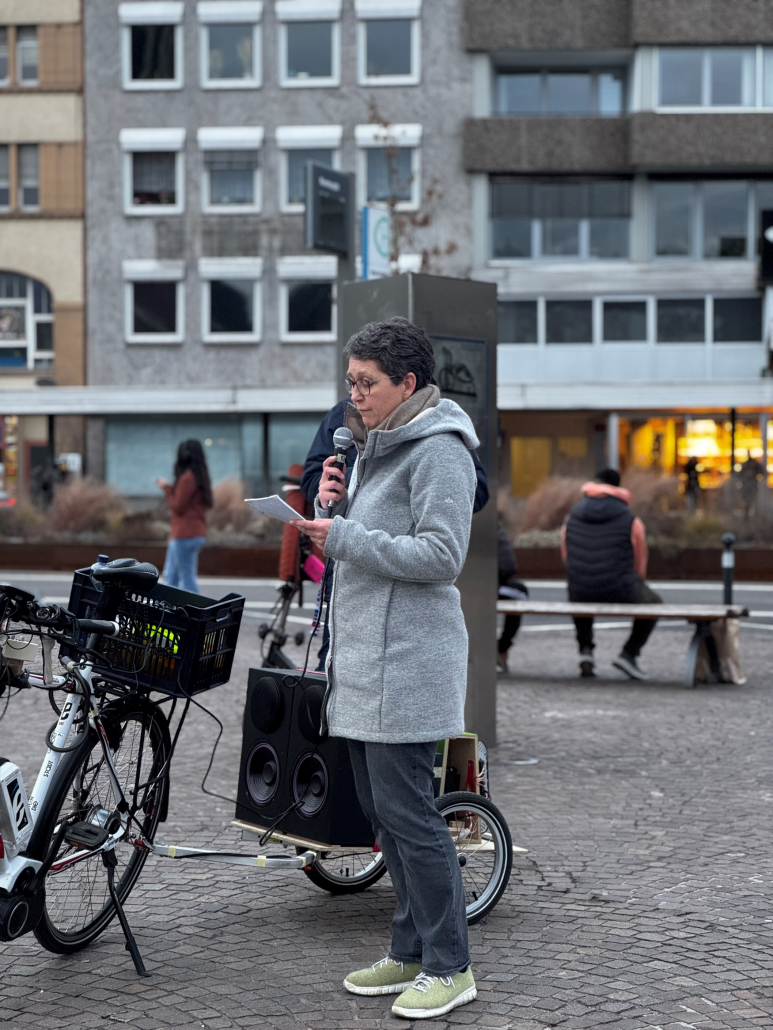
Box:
[155,439,213,594]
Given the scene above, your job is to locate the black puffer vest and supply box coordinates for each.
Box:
[565,493,638,603]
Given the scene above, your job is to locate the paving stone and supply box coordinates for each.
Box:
[3,622,773,1028]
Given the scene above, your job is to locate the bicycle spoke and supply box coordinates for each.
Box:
[35,703,169,951]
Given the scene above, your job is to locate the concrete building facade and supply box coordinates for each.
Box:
[465,0,773,494]
[0,0,85,502]
[81,0,472,496]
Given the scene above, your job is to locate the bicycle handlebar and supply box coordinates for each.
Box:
[0,587,119,639]
[77,619,119,637]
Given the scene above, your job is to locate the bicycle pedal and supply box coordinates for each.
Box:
[64,821,110,850]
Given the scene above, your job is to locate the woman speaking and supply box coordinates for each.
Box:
[293,317,478,1020]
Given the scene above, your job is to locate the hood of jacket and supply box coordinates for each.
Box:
[582,481,631,504]
[344,391,479,459]
[572,490,631,526]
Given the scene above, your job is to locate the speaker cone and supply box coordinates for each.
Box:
[297,683,325,743]
[292,752,329,817]
[245,743,280,805]
[250,676,285,734]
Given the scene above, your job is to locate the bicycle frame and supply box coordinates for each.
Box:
[1,639,318,905]
[0,660,113,895]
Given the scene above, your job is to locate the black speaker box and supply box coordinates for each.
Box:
[235,668,374,848]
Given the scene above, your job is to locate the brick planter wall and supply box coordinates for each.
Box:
[0,542,282,578]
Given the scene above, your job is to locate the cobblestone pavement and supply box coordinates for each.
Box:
[2,617,773,1030]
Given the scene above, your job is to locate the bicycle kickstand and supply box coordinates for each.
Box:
[102,849,150,977]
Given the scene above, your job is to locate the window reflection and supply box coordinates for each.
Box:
[366,148,413,203]
[287,148,334,205]
[703,181,748,258]
[496,68,626,116]
[208,24,253,80]
[654,183,693,257]
[490,179,631,260]
[210,280,253,334]
[365,19,412,77]
[659,49,702,105]
[286,22,332,79]
[131,25,175,81]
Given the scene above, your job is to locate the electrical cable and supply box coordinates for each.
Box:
[195,558,331,830]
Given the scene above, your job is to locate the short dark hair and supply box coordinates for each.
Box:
[595,468,621,487]
[344,317,435,391]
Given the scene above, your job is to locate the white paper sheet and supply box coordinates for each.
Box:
[245,495,304,524]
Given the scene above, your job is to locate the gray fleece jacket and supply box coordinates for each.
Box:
[319,394,478,744]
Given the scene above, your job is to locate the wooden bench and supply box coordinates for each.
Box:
[496,600,749,687]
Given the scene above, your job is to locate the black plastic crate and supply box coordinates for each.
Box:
[62,568,244,697]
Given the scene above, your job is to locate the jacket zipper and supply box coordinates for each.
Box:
[321,453,368,735]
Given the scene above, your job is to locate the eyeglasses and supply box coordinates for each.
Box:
[343,376,394,396]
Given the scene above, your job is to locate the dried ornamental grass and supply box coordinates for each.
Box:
[209,477,272,538]
[49,478,128,535]
[520,476,585,532]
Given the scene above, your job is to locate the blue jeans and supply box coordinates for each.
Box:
[162,536,205,594]
[347,739,470,976]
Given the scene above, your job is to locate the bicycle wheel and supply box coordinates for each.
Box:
[298,846,387,894]
[30,697,170,954]
[436,792,513,924]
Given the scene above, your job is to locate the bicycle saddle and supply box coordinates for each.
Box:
[91,558,159,592]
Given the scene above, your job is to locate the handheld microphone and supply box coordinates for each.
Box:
[327,427,353,517]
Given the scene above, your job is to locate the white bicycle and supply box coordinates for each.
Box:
[0,559,516,977]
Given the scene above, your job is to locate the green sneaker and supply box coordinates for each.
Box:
[343,956,422,996]
[392,968,477,1019]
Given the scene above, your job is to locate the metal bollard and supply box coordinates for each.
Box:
[721,532,736,604]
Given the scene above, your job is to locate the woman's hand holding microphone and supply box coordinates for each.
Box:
[318,454,348,510]
[291,455,348,548]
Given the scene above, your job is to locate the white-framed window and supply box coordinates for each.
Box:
[355,123,421,211]
[120,128,186,215]
[651,179,773,260]
[277,1,341,89]
[0,272,54,370]
[18,144,39,211]
[489,178,632,261]
[276,125,342,212]
[197,1,263,89]
[198,127,263,212]
[16,26,38,86]
[497,294,763,346]
[199,257,263,343]
[122,259,185,344]
[356,0,421,86]
[0,146,9,210]
[278,255,337,342]
[0,28,9,86]
[656,46,773,110]
[119,2,184,91]
[496,66,626,117]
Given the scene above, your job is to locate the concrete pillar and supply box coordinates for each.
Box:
[607,413,620,471]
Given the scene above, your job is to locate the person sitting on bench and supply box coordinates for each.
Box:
[561,468,662,681]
